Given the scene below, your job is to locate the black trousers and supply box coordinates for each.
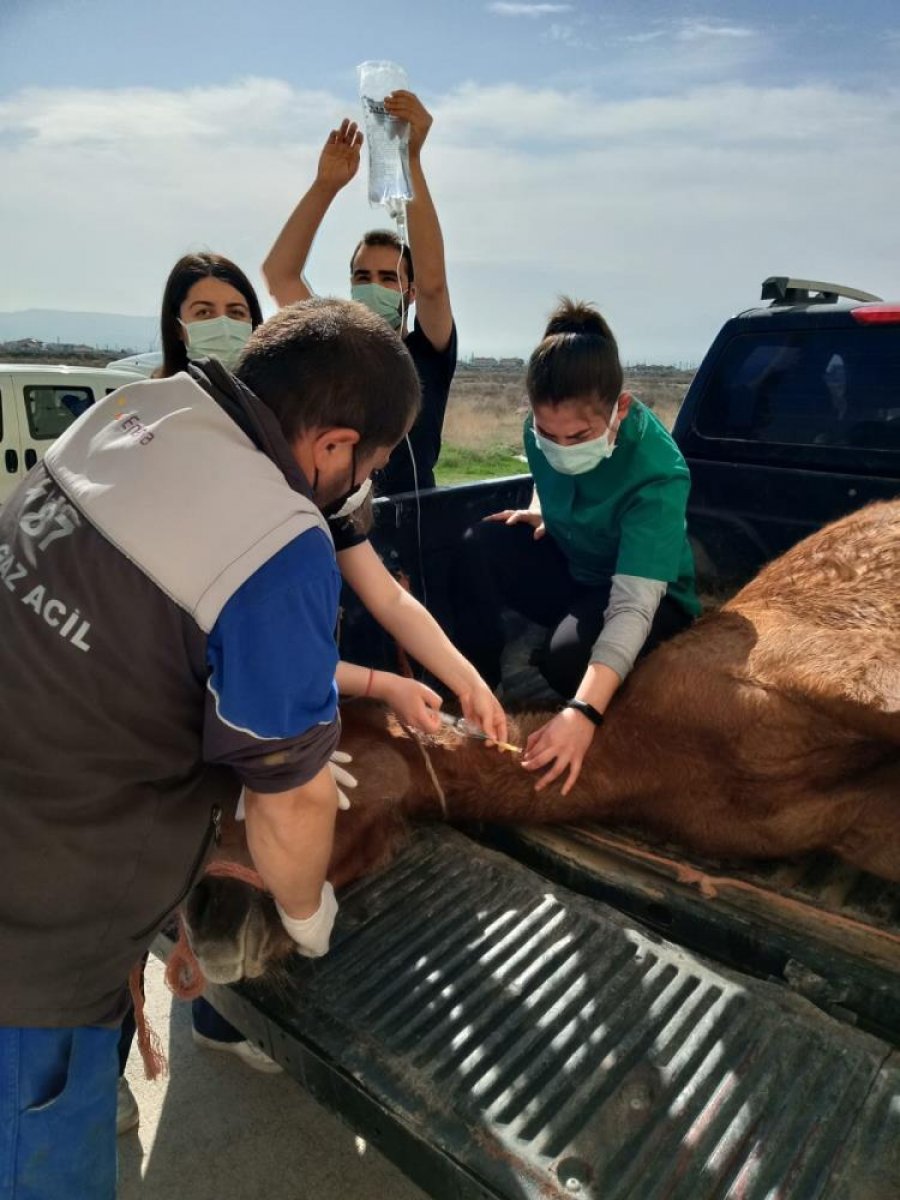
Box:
[453,519,692,698]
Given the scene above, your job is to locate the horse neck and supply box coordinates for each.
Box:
[404,708,654,826]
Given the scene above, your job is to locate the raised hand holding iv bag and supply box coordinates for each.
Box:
[357,60,413,222]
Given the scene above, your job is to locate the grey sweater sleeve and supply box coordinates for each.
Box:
[590,574,667,680]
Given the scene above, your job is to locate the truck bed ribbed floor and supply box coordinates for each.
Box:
[486,823,900,1045]
[189,828,900,1200]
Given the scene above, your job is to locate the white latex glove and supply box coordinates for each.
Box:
[276,882,338,958]
[330,750,357,811]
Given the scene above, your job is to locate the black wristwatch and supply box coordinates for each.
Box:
[563,699,605,727]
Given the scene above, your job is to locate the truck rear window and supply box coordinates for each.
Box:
[24,386,94,440]
[696,327,900,451]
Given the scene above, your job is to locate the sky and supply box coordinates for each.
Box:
[0,0,898,361]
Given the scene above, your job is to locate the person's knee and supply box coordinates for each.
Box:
[465,517,543,578]
[538,639,587,698]
[643,597,693,657]
[463,517,509,554]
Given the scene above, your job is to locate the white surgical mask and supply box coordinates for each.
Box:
[533,404,622,476]
[351,283,404,331]
[181,315,253,370]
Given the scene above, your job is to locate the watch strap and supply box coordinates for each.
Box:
[563,699,605,727]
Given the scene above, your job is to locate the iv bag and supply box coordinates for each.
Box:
[357,60,413,217]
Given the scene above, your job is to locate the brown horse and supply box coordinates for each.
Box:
[185,498,900,984]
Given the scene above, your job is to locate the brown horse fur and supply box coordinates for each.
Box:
[185,499,900,983]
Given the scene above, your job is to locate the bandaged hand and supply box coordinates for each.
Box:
[276,882,339,958]
[330,750,357,811]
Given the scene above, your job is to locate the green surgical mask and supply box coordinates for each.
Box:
[181,315,253,370]
[351,283,404,331]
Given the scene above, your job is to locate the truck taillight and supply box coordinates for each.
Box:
[851,304,900,324]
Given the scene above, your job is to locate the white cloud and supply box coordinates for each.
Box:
[0,79,332,147]
[621,30,668,45]
[545,22,592,49]
[606,18,764,88]
[488,3,573,17]
[1,77,898,360]
[619,19,756,49]
[677,21,756,42]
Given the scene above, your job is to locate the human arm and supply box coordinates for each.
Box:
[202,531,345,950]
[523,465,690,793]
[243,768,338,923]
[337,539,506,743]
[383,91,453,352]
[262,119,363,307]
[336,659,443,732]
[523,576,667,794]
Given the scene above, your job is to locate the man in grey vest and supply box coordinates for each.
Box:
[0,298,420,1199]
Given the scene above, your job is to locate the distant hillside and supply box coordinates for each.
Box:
[0,309,158,351]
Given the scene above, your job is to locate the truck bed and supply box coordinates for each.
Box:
[162,828,900,1200]
[482,825,900,1047]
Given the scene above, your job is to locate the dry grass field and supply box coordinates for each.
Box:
[4,352,693,487]
[436,365,695,484]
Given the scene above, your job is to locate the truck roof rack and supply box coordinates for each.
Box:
[761,276,883,306]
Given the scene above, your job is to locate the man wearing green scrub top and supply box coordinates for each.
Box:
[455,299,700,795]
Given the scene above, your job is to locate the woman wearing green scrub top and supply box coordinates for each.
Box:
[455,298,700,795]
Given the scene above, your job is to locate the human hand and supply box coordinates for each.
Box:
[329,750,357,811]
[316,119,363,191]
[377,673,443,733]
[484,509,546,540]
[383,90,432,158]
[458,679,508,746]
[522,709,596,795]
[276,882,338,957]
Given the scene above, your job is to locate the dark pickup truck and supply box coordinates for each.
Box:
[169,278,900,1200]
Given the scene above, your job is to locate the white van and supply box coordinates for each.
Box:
[0,364,140,504]
[105,351,162,378]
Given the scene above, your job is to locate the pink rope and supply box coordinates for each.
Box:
[204,859,267,890]
[129,959,167,1080]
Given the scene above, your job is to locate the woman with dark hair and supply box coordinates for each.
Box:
[455,298,700,796]
[156,252,264,378]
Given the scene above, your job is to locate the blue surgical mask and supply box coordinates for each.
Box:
[181,315,253,370]
[351,283,404,331]
[533,404,622,476]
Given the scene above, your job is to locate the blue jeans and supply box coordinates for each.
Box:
[0,1025,119,1200]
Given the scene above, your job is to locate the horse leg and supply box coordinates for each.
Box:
[329,801,412,891]
[827,757,900,883]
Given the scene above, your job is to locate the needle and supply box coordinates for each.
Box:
[438,712,523,755]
